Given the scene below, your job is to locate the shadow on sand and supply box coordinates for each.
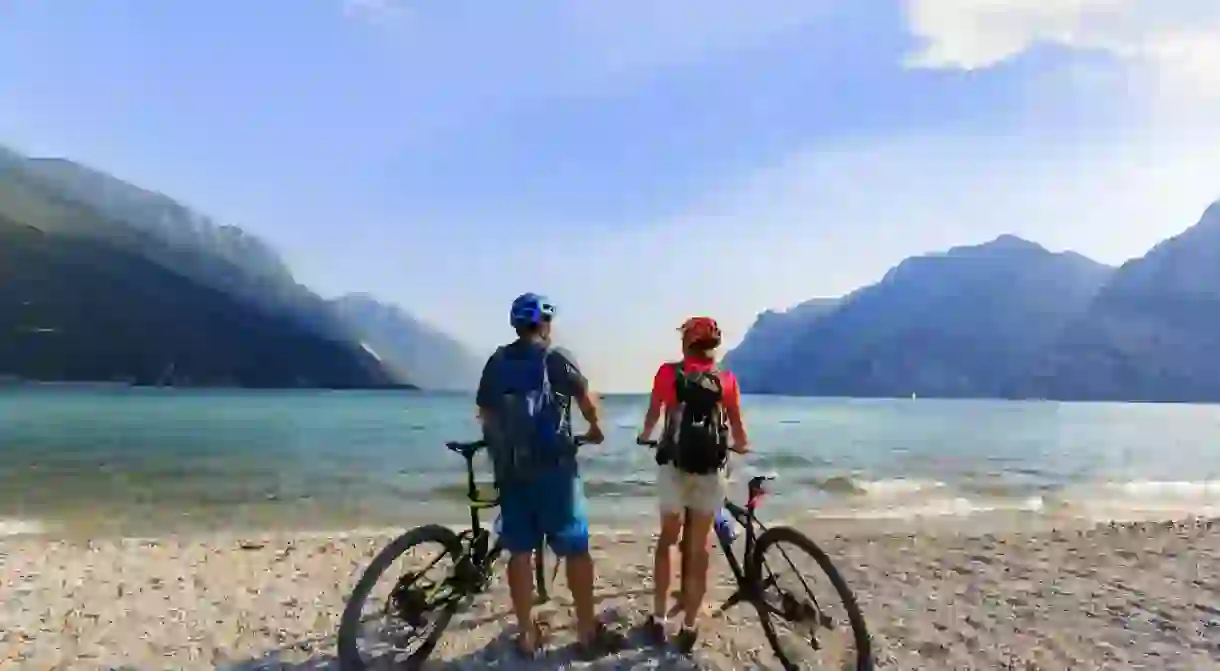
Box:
[211,603,728,671]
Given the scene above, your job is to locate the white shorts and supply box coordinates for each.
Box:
[657,464,727,516]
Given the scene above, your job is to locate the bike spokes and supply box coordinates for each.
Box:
[353,539,459,667]
[754,532,869,670]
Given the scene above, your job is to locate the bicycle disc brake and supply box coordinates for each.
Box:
[389,573,435,628]
[452,555,488,591]
[780,589,833,626]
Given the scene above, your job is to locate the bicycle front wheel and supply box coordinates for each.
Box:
[337,524,465,670]
[746,526,873,671]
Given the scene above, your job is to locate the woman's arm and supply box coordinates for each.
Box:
[637,365,668,441]
[725,377,749,453]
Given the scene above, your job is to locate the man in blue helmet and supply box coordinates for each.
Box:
[475,292,620,658]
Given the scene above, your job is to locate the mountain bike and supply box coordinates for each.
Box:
[336,437,586,670]
[639,439,874,670]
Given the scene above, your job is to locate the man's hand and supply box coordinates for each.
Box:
[730,441,751,455]
[584,423,605,445]
[635,430,652,445]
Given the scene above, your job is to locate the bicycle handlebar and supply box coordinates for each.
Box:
[635,437,775,490]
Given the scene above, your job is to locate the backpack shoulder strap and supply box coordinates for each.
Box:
[539,345,553,391]
[669,361,686,394]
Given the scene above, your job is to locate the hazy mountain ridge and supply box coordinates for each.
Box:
[0,145,476,389]
[0,155,346,341]
[0,213,396,388]
[20,157,294,285]
[728,234,1117,399]
[721,297,841,390]
[329,294,481,391]
[1022,202,1220,402]
[729,203,1220,401]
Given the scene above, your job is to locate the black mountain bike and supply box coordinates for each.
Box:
[640,439,873,670]
[337,437,584,670]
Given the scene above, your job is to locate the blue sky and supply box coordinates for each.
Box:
[2,0,1218,390]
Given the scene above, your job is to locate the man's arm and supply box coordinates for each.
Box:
[637,365,668,441]
[549,348,604,440]
[474,350,500,426]
[724,375,749,453]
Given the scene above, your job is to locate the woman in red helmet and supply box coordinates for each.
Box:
[635,316,750,652]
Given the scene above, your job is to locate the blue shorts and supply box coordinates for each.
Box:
[498,469,589,557]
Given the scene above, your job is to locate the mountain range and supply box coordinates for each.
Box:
[6,142,1220,401]
[725,202,1220,403]
[0,145,480,389]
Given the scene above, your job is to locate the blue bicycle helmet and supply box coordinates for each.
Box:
[510,292,556,328]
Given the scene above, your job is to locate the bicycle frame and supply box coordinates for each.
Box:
[675,476,773,615]
[447,438,571,604]
[718,496,766,587]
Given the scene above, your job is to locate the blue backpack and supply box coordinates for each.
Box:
[483,344,575,485]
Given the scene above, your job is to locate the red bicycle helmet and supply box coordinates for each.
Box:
[679,316,722,348]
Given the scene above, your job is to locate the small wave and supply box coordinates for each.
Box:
[1051,480,1220,522]
[811,475,864,496]
[423,477,657,501]
[1097,480,1220,500]
[583,478,656,498]
[0,518,46,537]
[808,475,946,498]
[858,478,948,498]
[823,496,1045,521]
[958,480,1045,498]
[753,453,831,469]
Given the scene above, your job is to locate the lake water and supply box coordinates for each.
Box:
[2,389,1219,538]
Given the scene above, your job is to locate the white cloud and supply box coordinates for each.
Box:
[902,0,1220,87]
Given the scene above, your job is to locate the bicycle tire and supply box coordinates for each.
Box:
[338,524,465,671]
[746,526,874,671]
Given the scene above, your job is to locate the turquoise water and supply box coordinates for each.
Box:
[2,388,1219,537]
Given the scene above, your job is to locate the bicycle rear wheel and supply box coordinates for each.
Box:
[337,524,466,670]
[746,526,873,671]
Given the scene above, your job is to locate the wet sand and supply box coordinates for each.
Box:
[2,517,1218,669]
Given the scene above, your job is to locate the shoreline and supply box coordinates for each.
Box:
[5,490,1215,545]
[4,515,1217,669]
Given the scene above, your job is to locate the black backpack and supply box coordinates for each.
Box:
[662,363,729,475]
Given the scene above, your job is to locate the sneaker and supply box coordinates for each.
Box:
[676,625,699,655]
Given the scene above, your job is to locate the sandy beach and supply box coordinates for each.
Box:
[2,517,1218,670]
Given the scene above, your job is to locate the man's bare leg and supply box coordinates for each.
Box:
[507,552,537,650]
[565,552,597,643]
